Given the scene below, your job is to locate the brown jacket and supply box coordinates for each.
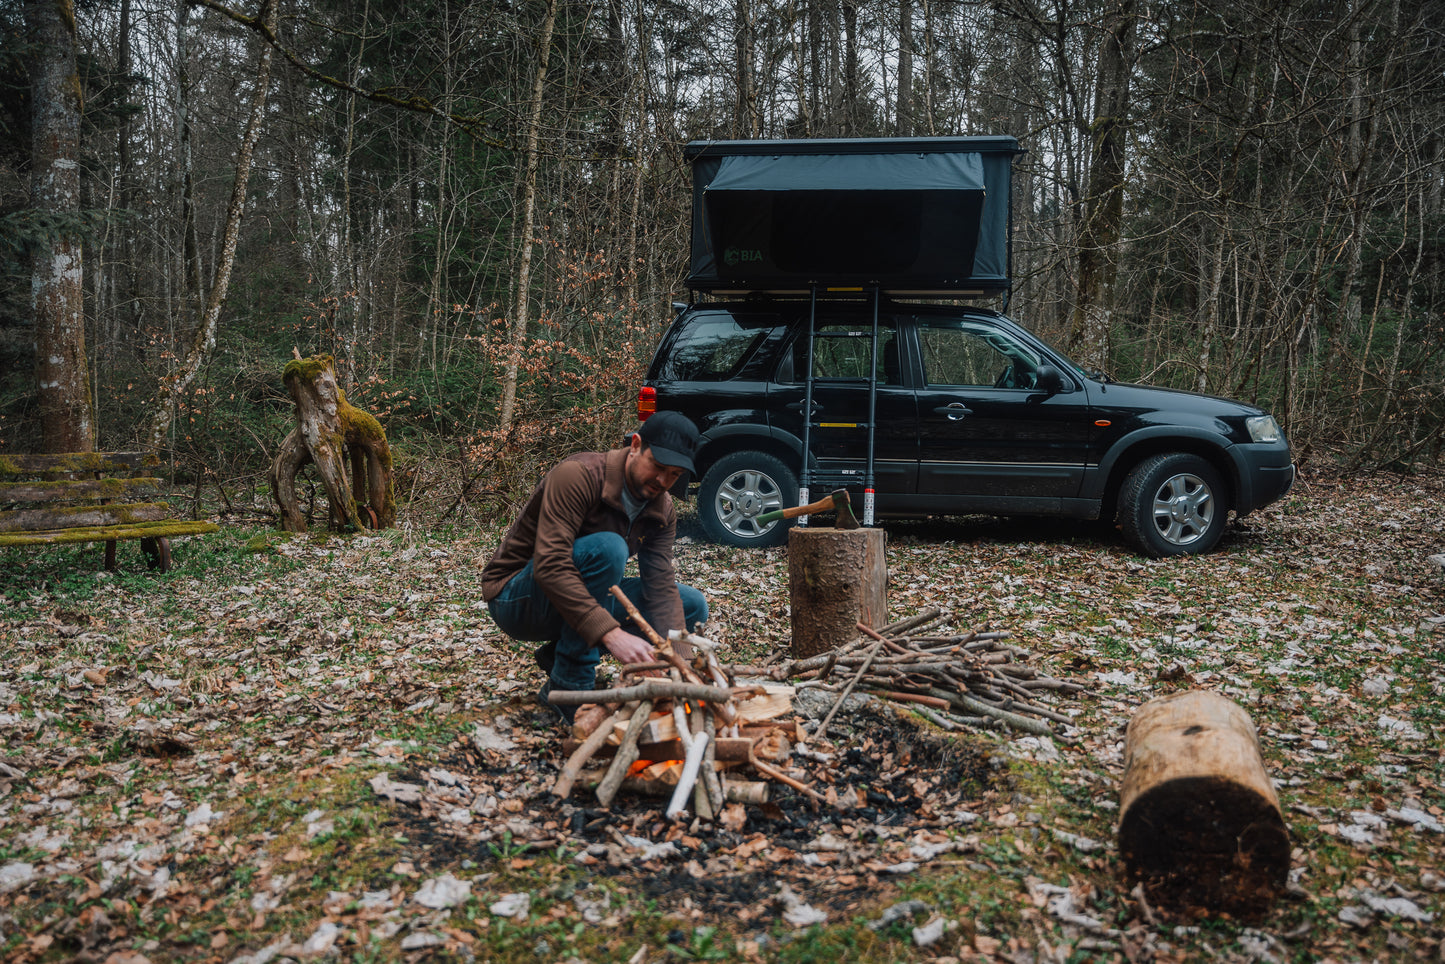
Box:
[480,447,683,645]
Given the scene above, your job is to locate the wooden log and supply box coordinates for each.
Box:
[561,736,789,764]
[1118,690,1290,917]
[787,526,887,659]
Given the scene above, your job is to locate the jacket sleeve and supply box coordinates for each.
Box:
[637,504,686,634]
[531,460,620,645]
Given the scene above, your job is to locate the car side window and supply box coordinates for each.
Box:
[787,322,901,384]
[660,311,783,381]
[918,319,1041,389]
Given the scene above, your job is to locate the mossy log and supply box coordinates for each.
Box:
[1118,690,1290,918]
[268,354,395,532]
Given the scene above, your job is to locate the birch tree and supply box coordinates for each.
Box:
[146,0,277,451]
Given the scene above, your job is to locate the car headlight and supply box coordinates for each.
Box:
[1246,415,1283,443]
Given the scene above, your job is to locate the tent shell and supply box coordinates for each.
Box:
[684,136,1024,297]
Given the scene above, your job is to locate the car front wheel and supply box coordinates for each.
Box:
[1117,453,1228,557]
[697,451,797,548]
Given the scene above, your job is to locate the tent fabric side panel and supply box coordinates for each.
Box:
[686,149,1014,293]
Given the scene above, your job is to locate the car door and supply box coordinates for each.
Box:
[910,314,1093,501]
[771,310,919,496]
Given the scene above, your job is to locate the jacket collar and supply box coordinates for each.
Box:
[602,446,669,520]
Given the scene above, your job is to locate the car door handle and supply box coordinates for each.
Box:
[786,401,820,413]
[934,403,972,420]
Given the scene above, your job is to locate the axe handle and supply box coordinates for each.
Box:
[756,496,838,525]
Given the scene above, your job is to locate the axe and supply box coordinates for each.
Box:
[755,488,859,529]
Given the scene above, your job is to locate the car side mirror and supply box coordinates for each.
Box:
[1035,365,1064,395]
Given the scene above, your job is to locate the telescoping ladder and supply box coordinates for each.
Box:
[795,285,882,527]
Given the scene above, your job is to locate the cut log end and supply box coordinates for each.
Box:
[1118,775,1290,917]
[1119,691,1291,919]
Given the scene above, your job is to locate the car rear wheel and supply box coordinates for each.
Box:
[1117,453,1227,557]
[698,451,797,548]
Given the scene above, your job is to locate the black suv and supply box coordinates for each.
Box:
[640,299,1295,556]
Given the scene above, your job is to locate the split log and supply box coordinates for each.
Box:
[554,707,625,799]
[561,735,791,765]
[604,775,768,805]
[787,527,887,658]
[1118,690,1290,917]
[597,699,653,807]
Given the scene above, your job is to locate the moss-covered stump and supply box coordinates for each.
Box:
[269,354,395,532]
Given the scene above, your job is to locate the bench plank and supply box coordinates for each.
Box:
[0,477,163,504]
[0,519,217,547]
[0,502,174,534]
[0,452,159,476]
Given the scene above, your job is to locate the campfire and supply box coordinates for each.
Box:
[546,588,1086,818]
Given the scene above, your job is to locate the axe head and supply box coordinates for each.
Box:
[827,488,860,529]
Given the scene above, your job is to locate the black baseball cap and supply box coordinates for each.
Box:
[636,411,699,474]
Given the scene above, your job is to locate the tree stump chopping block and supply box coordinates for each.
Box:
[787,527,887,658]
[1119,690,1290,918]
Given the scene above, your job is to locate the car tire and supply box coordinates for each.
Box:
[1117,453,1228,557]
[698,451,797,548]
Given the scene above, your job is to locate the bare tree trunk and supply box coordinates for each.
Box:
[1067,0,1135,372]
[842,0,859,134]
[147,0,277,451]
[896,0,913,136]
[26,0,93,453]
[176,0,205,314]
[498,0,558,433]
[735,0,758,137]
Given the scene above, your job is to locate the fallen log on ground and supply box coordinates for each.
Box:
[1118,690,1290,918]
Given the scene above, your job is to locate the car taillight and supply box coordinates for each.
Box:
[637,386,656,420]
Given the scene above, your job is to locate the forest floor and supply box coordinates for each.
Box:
[1,467,1442,963]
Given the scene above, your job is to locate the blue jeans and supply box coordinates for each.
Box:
[487,532,708,691]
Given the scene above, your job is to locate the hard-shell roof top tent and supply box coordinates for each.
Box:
[683,136,1024,299]
[679,136,1026,526]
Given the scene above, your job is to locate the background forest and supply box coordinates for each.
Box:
[2,0,1442,512]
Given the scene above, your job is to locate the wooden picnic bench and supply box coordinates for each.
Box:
[0,451,218,572]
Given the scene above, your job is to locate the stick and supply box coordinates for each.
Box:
[597,699,652,806]
[925,687,1055,736]
[666,731,711,820]
[816,637,885,740]
[876,608,943,636]
[748,751,828,805]
[609,588,737,721]
[554,707,625,799]
[701,707,724,813]
[869,689,953,710]
[545,681,735,705]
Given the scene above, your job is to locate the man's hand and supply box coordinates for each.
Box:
[600,626,656,664]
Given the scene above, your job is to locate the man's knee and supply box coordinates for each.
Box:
[679,583,708,629]
[571,532,628,584]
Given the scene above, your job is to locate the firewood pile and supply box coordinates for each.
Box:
[550,595,1088,818]
[730,608,1087,740]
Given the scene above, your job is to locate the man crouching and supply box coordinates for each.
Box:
[480,412,708,723]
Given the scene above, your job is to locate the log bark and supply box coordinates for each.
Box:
[787,527,887,658]
[1118,690,1290,917]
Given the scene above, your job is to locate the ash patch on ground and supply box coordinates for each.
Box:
[373,695,1005,927]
